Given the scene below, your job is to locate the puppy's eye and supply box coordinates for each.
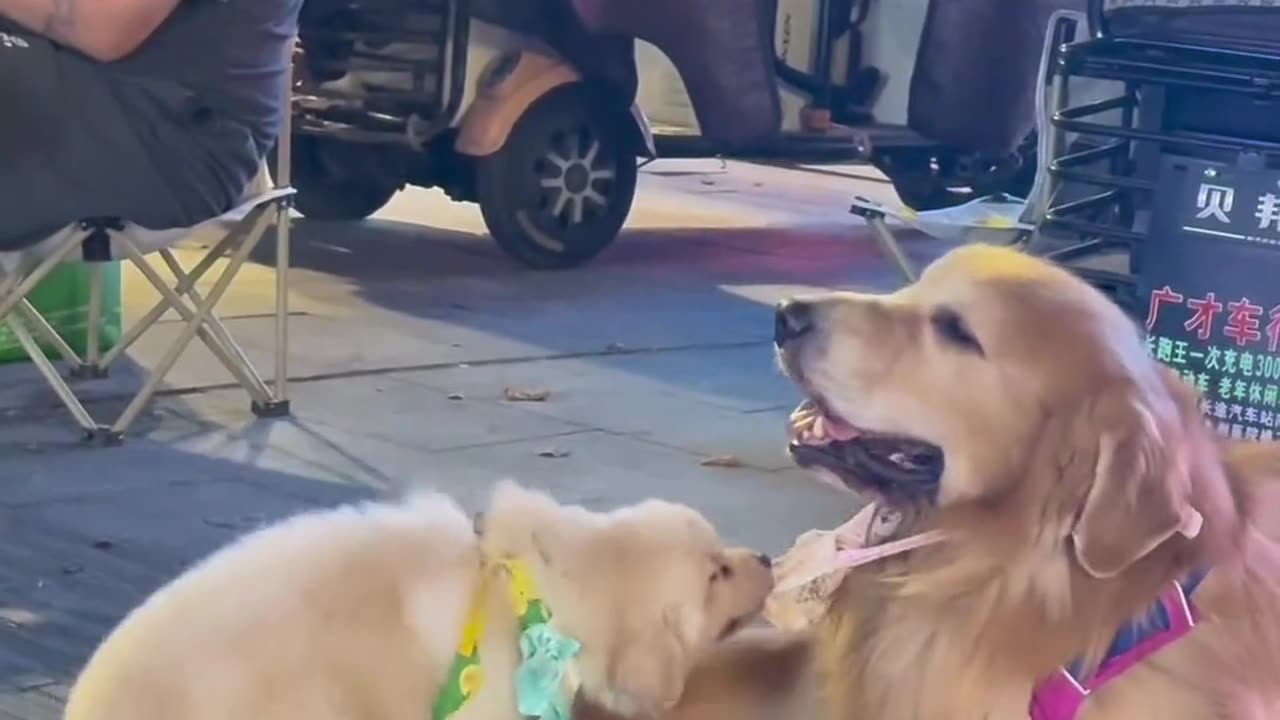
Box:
[709,563,733,582]
[930,307,983,355]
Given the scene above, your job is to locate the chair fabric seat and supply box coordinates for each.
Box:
[0,188,293,275]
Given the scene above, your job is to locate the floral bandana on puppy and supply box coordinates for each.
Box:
[432,558,581,720]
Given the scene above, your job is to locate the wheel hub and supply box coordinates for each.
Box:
[539,130,616,226]
[563,163,590,194]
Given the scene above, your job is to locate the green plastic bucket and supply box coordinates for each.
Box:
[0,263,123,364]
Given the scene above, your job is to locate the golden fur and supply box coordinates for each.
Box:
[616,245,1280,720]
[63,481,773,720]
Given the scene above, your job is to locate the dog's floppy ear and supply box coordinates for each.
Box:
[1069,389,1198,579]
[609,607,690,715]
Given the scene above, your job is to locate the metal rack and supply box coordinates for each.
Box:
[1037,0,1280,311]
[292,0,470,147]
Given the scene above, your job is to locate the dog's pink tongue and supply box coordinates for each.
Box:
[824,414,861,442]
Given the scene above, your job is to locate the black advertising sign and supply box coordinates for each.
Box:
[1139,155,1280,442]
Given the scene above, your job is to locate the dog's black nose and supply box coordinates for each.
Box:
[774,299,814,346]
[755,552,772,568]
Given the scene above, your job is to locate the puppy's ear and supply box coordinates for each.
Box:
[609,608,690,716]
[481,481,584,569]
[1069,390,1197,579]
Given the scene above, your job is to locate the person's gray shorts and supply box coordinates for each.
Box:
[0,24,257,251]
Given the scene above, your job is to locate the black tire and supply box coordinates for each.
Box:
[887,133,1038,212]
[268,135,400,221]
[474,83,639,270]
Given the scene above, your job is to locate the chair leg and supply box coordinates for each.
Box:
[263,199,291,418]
[142,248,275,405]
[17,300,84,368]
[866,215,919,284]
[97,233,238,369]
[110,209,274,436]
[0,237,82,323]
[4,314,101,437]
[70,262,110,379]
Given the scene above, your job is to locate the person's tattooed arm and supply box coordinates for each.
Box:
[0,0,180,61]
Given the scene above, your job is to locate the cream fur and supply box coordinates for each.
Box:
[64,481,773,720]
[596,245,1280,720]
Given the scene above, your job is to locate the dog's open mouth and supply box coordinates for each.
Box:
[787,399,944,503]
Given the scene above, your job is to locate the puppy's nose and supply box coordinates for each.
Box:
[755,552,772,568]
[774,299,814,346]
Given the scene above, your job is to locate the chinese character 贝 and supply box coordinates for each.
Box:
[1196,183,1235,223]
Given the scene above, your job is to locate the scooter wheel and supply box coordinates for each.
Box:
[474,83,638,270]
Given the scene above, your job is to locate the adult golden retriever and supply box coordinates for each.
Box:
[619,244,1280,720]
[63,481,774,720]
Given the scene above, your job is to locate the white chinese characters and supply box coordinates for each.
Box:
[1196,183,1235,224]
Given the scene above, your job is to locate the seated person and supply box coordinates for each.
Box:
[0,0,302,251]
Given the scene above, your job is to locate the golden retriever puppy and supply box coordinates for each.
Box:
[607,244,1280,720]
[63,481,773,720]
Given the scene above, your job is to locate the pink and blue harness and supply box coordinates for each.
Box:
[1029,570,1208,720]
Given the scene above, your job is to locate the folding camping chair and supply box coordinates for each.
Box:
[842,6,1070,285]
[0,87,297,445]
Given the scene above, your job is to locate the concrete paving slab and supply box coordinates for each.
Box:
[399,343,797,414]
[398,429,854,554]
[397,360,798,471]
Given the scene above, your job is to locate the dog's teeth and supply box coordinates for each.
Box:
[813,416,829,440]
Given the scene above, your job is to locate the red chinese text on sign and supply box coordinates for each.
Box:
[1184,292,1223,341]
[1146,286,1185,331]
[1224,298,1264,347]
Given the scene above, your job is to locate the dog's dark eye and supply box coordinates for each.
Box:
[709,563,733,582]
[930,307,983,355]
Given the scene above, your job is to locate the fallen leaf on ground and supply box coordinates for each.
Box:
[536,447,571,459]
[700,455,745,468]
[504,386,551,402]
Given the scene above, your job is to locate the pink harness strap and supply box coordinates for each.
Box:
[1029,581,1199,720]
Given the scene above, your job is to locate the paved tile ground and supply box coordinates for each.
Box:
[0,159,952,718]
